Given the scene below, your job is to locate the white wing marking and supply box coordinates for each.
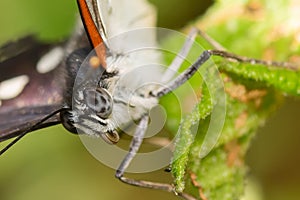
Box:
[0,75,29,100]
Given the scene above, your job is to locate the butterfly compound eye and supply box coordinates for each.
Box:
[84,88,113,119]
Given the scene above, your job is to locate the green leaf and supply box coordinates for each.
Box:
[161,0,300,199]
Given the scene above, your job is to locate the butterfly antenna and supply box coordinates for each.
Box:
[0,108,66,156]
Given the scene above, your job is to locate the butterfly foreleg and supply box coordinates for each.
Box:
[115,115,197,200]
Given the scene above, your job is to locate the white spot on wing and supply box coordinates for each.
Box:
[36,47,64,73]
[0,75,29,100]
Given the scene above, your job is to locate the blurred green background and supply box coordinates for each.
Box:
[0,0,300,200]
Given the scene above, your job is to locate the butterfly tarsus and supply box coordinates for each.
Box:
[208,49,299,70]
[117,175,197,200]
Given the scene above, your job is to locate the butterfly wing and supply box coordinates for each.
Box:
[96,0,157,53]
[85,0,158,57]
[0,106,62,142]
[0,37,65,141]
[88,0,163,86]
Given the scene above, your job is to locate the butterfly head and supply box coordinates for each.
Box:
[60,52,121,144]
[61,82,120,144]
[60,38,160,145]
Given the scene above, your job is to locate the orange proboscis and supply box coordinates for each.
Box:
[77,0,106,68]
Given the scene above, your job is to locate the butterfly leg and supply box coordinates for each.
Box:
[114,29,203,198]
[196,28,226,50]
[196,29,297,70]
[115,115,197,200]
[152,49,212,98]
[161,28,198,83]
[153,44,297,98]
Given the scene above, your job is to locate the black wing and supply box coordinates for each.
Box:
[0,37,65,141]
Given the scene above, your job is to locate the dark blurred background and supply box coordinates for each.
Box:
[0,0,300,200]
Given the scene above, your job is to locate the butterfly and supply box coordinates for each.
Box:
[0,0,197,199]
[0,1,297,200]
[0,0,161,146]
